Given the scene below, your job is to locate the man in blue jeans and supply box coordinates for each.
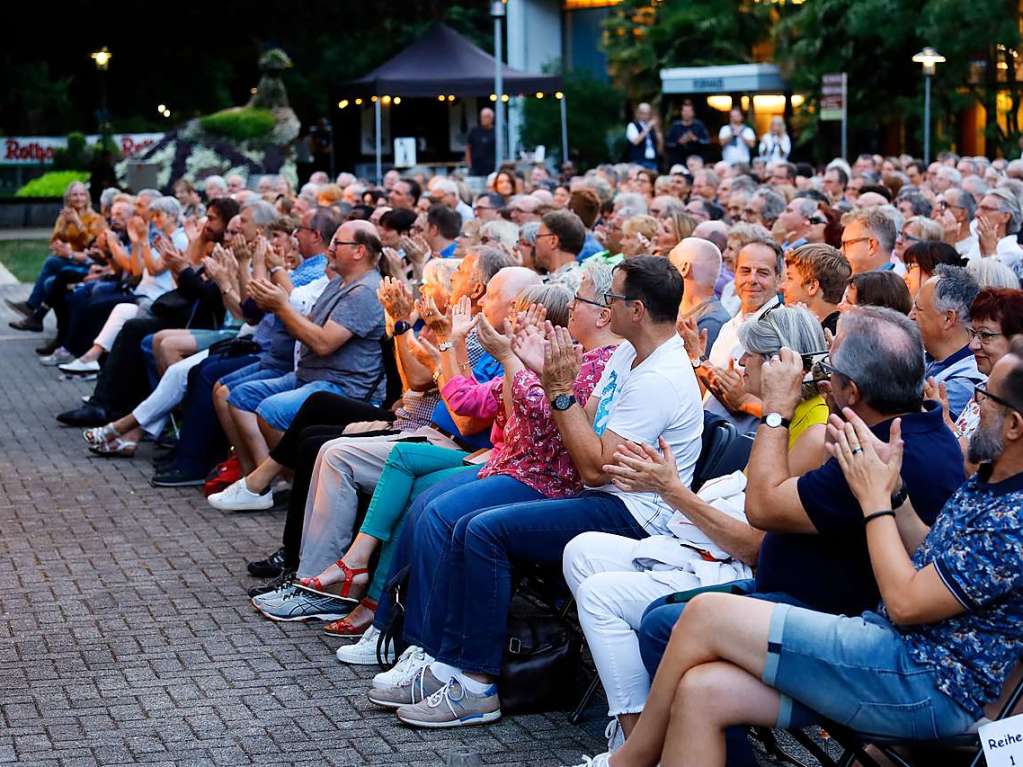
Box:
[369,256,705,728]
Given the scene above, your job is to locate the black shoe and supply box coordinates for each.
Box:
[9,315,43,332]
[150,468,205,488]
[247,569,295,598]
[35,337,60,356]
[56,403,109,427]
[6,299,33,317]
[153,454,177,471]
[247,547,289,579]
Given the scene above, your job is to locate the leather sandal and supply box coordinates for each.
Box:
[83,424,117,447]
[88,438,138,458]
[323,598,377,637]
[296,559,368,602]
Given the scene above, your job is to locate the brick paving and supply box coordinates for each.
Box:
[0,284,830,767]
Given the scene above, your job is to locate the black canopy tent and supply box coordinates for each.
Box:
[344,23,566,181]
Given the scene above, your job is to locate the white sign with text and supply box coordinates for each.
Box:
[1,133,163,165]
[981,715,1023,767]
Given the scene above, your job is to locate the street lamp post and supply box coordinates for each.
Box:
[912,47,945,164]
[491,1,506,168]
[90,47,112,130]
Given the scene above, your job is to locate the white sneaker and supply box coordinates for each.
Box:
[605,719,625,753]
[208,478,273,511]
[372,644,433,689]
[59,357,101,374]
[40,348,74,367]
[336,625,395,666]
[564,754,610,767]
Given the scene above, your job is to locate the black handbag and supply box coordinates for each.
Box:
[148,289,195,324]
[207,337,262,358]
[498,612,581,714]
[377,565,411,667]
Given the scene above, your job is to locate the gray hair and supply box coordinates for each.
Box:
[752,188,785,224]
[99,187,121,209]
[243,199,279,227]
[581,260,615,304]
[651,195,684,216]
[422,258,460,292]
[833,306,924,413]
[477,246,519,282]
[738,305,826,400]
[204,175,226,193]
[962,175,989,199]
[988,188,1023,234]
[932,264,980,324]
[517,283,572,328]
[614,192,648,218]
[968,257,1020,289]
[897,191,932,217]
[936,166,962,186]
[946,188,976,219]
[740,238,785,276]
[480,219,519,250]
[905,215,942,242]
[148,195,182,224]
[520,221,541,245]
[843,207,897,253]
[730,175,757,194]
[696,169,720,189]
[790,197,819,219]
[136,188,162,201]
[877,205,904,238]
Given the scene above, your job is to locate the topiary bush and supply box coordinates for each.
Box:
[15,170,90,198]
[200,107,276,141]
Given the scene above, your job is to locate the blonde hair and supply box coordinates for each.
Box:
[622,214,659,241]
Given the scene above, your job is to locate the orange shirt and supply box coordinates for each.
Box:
[51,209,105,251]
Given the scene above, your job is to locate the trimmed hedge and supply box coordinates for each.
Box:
[199,107,276,141]
[15,171,90,198]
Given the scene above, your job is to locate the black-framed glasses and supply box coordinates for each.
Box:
[573,293,606,309]
[293,225,317,235]
[603,290,640,304]
[897,230,922,243]
[974,381,1022,413]
[937,200,964,212]
[535,232,558,240]
[813,355,856,385]
[328,239,360,254]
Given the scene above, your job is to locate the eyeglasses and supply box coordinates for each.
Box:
[937,200,964,211]
[897,231,921,243]
[814,354,856,385]
[974,381,1022,414]
[976,204,1004,215]
[841,236,872,251]
[602,290,640,304]
[535,232,558,240]
[967,326,1005,344]
[572,294,606,309]
[293,225,317,235]
[474,205,494,212]
[328,240,360,254]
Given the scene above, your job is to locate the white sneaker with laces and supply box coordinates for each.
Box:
[40,348,74,367]
[372,644,433,689]
[336,625,395,665]
[208,478,273,511]
[605,719,625,753]
[564,754,611,767]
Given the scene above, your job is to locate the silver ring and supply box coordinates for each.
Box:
[851,447,863,455]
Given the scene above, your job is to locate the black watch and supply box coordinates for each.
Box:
[890,481,909,510]
[550,393,576,411]
[761,412,791,429]
[392,320,412,336]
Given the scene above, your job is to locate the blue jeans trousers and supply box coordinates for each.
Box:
[28,255,87,308]
[419,490,646,676]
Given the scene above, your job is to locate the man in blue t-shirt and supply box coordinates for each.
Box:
[639,305,964,660]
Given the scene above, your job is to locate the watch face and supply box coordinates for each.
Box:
[553,394,573,411]
[765,412,782,427]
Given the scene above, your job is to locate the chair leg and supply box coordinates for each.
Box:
[790,728,845,766]
[569,673,602,725]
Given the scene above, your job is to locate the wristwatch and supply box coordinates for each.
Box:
[890,481,909,510]
[269,266,283,276]
[690,357,703,370]
[761,412,791,429]
[392,320,412,336]
[437,340,454,352]
[550,393,576,412]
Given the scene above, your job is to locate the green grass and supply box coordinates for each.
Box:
[0,240,51,283]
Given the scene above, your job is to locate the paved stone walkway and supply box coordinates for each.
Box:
[0,284,830,767]
[0,284,615,767]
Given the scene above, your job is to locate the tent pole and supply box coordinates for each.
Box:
[494,11,504,168]
[374,98,382,185]
[560,95,568,167]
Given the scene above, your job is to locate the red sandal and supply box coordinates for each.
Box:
[323,598,377,637]
[295,559,368,603]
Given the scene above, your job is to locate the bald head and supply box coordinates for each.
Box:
[669,237,722,290]
[342,218,378,239]
[482,266,543,328]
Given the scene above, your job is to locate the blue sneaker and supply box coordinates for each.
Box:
[252,584,350,622]
[395,678,501,728]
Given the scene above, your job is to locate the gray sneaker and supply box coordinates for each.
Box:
[251,584,350,622]
[367,665,446,709]
[395,677,501,728]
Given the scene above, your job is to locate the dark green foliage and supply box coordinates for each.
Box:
[199,107,276,141]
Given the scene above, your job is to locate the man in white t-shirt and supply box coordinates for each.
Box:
[385,256,704,729]
[718,107,756,166]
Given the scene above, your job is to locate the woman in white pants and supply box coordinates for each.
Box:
[564,305,830,753]
[60,196,185,375]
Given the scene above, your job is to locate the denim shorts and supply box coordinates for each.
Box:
[229,371,346,431]
[221,362,288,395]
[187,328,237,352]
[764,603,976,740]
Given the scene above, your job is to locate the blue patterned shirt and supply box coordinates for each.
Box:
[886,467,1023,718]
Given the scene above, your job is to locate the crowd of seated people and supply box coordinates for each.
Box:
[17,150,1023,764]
